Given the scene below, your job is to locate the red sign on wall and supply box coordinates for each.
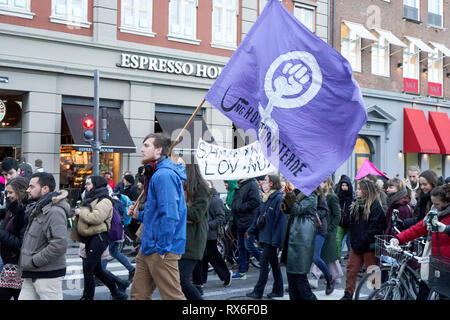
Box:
[403,78,419,93]
[428,82,442,97]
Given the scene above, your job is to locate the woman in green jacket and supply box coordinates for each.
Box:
[179,164,211,300]
[281,188,319,300]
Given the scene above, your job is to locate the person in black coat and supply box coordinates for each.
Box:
[340,180,385,300]
[231,178,261,278]
[336,175,354,260]
[246,175,286,299]
[0,176,29,300]
[122,174,139,202]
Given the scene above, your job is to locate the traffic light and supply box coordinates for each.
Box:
[83,116,94,141]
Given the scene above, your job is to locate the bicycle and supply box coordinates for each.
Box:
[355,235,426,300]
[217,221,261,269]
[354,212,426,300]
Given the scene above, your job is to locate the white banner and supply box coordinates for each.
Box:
[196,139,277,180]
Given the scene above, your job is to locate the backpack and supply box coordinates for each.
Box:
[109,200,124,242]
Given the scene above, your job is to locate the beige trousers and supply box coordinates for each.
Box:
[130,251,186,300]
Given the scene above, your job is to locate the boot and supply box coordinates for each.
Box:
[325,275,335,295]
[112,289,128,300]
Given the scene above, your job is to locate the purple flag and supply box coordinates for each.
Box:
[205,0,367,195]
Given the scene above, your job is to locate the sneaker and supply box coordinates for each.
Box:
[128,269,135,282]
[223,270,233,287]
[232,272,247,279]
[267,292,284,299]
[340,291,353,300]
[246,291,262,299]
[308,278,318,289]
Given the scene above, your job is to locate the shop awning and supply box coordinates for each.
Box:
[62,105,136,153]
[403,108,440,154]
[404,36,434,53]
[155,111,214,160]
[428,111,450,155]
[429,41,450,57]
[372,28,407,47]
[342,20,378,41]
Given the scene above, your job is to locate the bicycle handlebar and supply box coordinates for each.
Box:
[383,241,427,263]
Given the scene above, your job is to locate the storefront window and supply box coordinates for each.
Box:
[0,100,22,128]
[404,152,419,177]
[429,154,442,177]
[59,146,120,204]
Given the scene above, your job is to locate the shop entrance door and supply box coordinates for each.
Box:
[0,147,18,162]
[354,137,372,176]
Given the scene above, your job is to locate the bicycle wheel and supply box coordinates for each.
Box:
[367,283,404,300]
[354,265,390,300]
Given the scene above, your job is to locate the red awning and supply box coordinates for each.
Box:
[403,108,440,154]
[429,111,450,155]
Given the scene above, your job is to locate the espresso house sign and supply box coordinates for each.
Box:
[119,53,224,79]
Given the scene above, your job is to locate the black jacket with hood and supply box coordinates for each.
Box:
[231,179,261,230]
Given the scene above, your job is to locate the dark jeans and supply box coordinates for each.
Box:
[193,240,231,285]
[83,232,119,299]
[253,244,283,297]
[245,233,261,262]
[178,258,203,300]
[236,228,249,273]
[0,287,20,300]
[287,273,317,300]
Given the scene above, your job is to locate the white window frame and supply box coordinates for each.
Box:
[428,48,443,85]
[211,0,238,50]
[403,0,420,21]
[120,0,155,37]
[259,0,282,15]
[341,23,361,72]
[168,0,201,45]
[428,0,443,28]
[0,0,34,19]
[293,3,316,33]
[50,0,91,28]
[371,36,390,77]
[403,41,420,80]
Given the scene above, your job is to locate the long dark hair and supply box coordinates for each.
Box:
[183,164,210,205]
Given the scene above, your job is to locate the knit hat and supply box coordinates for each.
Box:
[124,174,135,185]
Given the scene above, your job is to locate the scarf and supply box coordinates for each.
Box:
[405,180,419,205]
[386,189,408,209]
[262,189,277,203]
[82,186,111,211]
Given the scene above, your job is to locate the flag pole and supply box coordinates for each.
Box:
[169,98,206,157]
[129,98,206,216]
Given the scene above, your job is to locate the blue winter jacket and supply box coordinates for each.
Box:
[138,158,187,256]
[248,190,286,248]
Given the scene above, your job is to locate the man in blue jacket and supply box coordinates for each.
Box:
[129,133,187,300]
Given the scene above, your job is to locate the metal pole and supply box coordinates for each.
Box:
[93,70,100,176]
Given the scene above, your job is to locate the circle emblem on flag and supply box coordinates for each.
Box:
[264,51,322,109]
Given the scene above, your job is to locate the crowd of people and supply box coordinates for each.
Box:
[0,141,449,301]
